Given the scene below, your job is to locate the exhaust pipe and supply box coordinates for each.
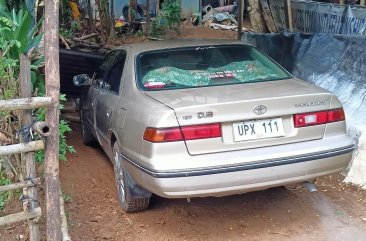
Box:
[285,181,318,192]
[303,181,317,192]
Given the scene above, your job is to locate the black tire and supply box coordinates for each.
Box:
[80,110,96,146]
[113,143,150,212]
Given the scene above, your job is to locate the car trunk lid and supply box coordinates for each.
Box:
[145,79,333,155]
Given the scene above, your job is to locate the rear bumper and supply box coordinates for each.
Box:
[124,142,354,198]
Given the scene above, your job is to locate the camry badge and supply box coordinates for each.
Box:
[253,105,267,115]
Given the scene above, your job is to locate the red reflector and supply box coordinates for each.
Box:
[294,108,345,128]
[182,123,222,140]
[327,109,345,123]
[143,123,222,142]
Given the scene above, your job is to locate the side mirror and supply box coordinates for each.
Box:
[103,82,111,90]
[73,74,91,86]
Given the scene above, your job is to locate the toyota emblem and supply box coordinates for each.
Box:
[253,105,267,115]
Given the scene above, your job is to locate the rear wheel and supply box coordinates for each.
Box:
[113,143,150,212]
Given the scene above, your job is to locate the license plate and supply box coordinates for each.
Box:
[233,118,285,142]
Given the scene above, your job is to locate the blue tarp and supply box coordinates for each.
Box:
[242,32,366,187]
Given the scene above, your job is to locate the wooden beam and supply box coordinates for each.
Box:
[0,141,44,156]
[285,0,293,31]
[0,97,52,111]
[0,178,41,192]
[237,0,244,40]
[20,54,40,241]
[0,207,42,227]
[44,0,62,240]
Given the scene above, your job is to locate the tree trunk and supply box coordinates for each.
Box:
[96,0,111,41]
[248,0,268,33]
[129,0,138,23]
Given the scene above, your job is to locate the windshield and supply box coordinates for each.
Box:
[137,45,290,91]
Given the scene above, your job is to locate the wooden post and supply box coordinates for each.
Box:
[285,0,293,31]
[87,0,95,32]
[361,0,365,6]
[155,0,160,16]
[44,0,61,240]
[339,0,345,4]
[20,55,40,241]
[237,0,244,40]
[110,0,115,40]
[146,0,150,35]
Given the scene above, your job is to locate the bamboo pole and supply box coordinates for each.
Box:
[0,97,52,111]
[0,207,42,227]
[0,178,41,192]
[237,0,244,40]
[32,121,51,137]
[60,191,72,241]
[0,141,44,156]
[44,0,62,240]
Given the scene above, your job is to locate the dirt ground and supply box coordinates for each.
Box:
[61,125,366,241]
[3,123,366,241]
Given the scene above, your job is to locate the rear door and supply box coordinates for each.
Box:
[95,50,127,148]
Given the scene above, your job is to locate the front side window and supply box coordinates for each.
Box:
[137,45,290,91]
[103,51,126,93]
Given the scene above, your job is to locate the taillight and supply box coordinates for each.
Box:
[143,127,183,142]
[327,109,345,123]
[181,123,222,140]
[294,108,345,128]
[143,123,222,143]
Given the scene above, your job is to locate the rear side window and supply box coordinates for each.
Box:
[137,45,290,91]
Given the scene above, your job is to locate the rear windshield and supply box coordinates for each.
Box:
[137,45,290,91]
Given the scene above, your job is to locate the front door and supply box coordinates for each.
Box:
[95,50,127,149]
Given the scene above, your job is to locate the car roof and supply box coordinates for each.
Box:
[115,39,250,54]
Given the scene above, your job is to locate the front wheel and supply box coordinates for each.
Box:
[80,110,96,146]
[113,143,150,212]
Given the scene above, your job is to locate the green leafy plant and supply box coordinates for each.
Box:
[0,172,11,211]
[149,0,182,38]
[0,6,43,60]
[161,0,181,30]
[35,94,76,163]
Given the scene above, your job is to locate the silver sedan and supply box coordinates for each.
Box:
[74,40,354,212]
